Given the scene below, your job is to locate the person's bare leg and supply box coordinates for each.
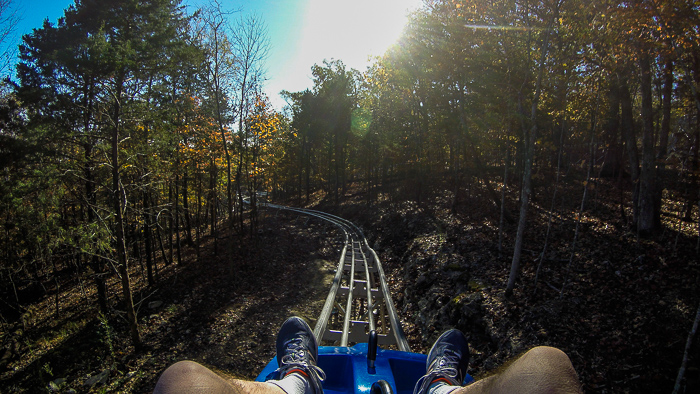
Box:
[154,317,323,394]
[458,346,582,394]
[153,360,286,394]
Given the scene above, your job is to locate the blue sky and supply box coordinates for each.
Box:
[5,0,424,110]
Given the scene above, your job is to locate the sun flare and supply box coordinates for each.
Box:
[298,0,423,69]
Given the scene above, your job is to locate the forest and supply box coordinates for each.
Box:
[0,0,699,392]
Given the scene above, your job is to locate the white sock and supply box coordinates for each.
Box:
[267,372,311,394]
[428,381,460,394]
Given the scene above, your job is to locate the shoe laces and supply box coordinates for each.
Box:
[280,338,326,383]
[413,349,462,394]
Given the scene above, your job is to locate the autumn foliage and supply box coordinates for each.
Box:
[0,0,699,392]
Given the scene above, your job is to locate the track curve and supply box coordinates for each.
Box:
[263,203,410,352]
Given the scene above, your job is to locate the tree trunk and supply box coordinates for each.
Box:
[168,183,174,263]
[561,110,597,297]
[366,139,372,206]
[334,128,340,206]
[637,54,658,234]
[174,166,182,265]
[654,58,673,230]
[182,166,193,246]
[155,223,171,266]
[506,4,556,296]
[85,147,109,315]
[457,82,513,221]
[143,188,154,286]
[305,136,311,204]
[692,119,700,224]
[236,145,245,233]
[80,77,110,316]
[680,58,700,226]
[535,116,566,292]
[53,274,60,320]
[506,119,536,297]
[217,103,234,229]
[209,158,218,255]
[196,165,202,260]
[236,66,250,233]
[600,77,623,178]
[672,301,700,394]
[658,58,673,163]
[620,78,640,181]
[111,74,141,348]
[498,148,510,258]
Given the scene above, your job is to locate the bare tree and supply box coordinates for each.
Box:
[534,115,566,293]
[498,147,510,258]
[505,2,558,297]
[196,0,240,229]
[0,0,20,78]
[636,53,658,233]
[231,13,269,230]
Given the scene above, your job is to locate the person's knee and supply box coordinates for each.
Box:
[522,346,574,369]
[465,347,582,394]
[519,346,580,392]
[163,360,206,377]
[155,361,209,392]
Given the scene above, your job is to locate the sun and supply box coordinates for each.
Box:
[267,0,424,109]
[298,0,424,70]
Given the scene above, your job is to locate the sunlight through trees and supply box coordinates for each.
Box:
[0,1,699,390]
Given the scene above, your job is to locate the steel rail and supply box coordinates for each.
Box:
[290,207,410,352]
[340,241,357,346]
[259,202,410,352]
[362,246,376,333]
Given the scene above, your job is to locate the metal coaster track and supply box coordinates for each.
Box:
[263,203,410,352]
[253,201,476,394]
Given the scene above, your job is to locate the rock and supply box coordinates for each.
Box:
[457,293,484,321]
[148,301,163,309]
[84,369,110,387]
[48,378,66,392]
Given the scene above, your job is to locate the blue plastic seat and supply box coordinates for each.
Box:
[256,343,474,394]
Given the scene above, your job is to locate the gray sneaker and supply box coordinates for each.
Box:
[413,329,470,394]
[267,317,325,394]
